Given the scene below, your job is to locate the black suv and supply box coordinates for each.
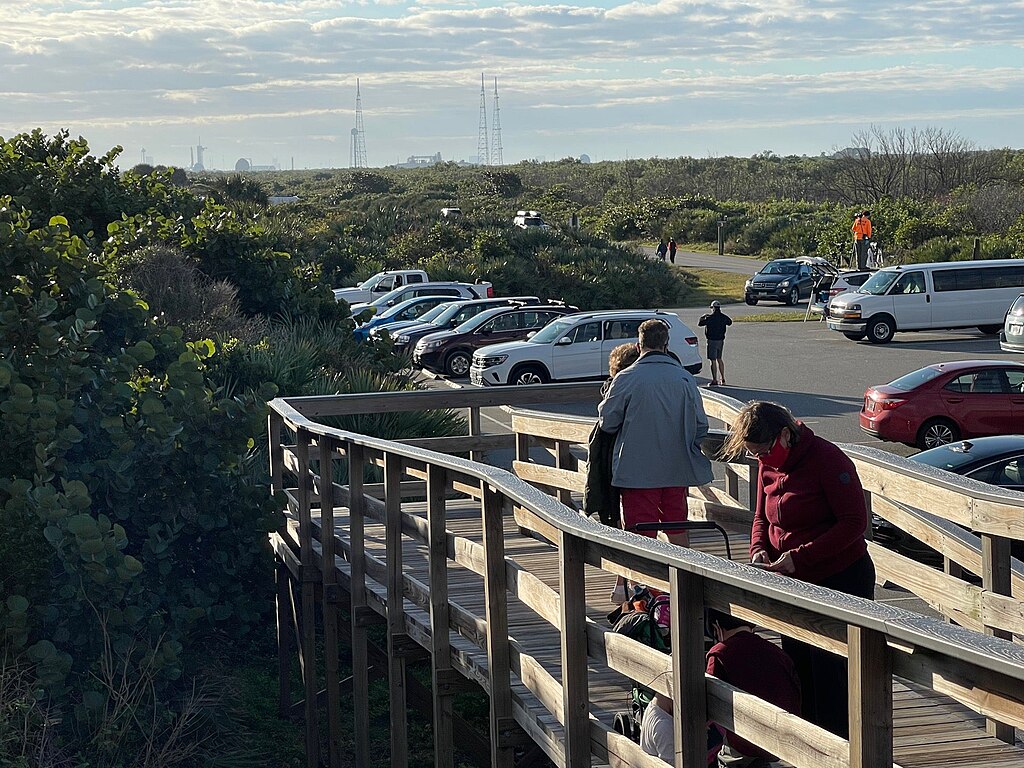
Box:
[385,297,541,356]
[744,259,817,306]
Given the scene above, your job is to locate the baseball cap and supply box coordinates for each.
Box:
[710,300,721,308]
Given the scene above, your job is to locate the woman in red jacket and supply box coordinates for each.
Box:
[723,401,875,739]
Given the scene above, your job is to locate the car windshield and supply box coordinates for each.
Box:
[530,317,576,344]
[887,366,945,391]
[454,312,492,333]
[911,446,984,474]
[358,272,384,289]
[419,304,453,323]
[760,261,799,275]
[429,303,473,326]
[858,270,901,295]
[379,299,421,319]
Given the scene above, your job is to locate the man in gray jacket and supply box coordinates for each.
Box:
[597,319,713,546]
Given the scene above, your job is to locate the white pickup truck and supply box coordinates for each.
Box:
[333,270,430,304]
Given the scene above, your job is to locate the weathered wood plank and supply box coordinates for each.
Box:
[559,532,590,768]
[849,625,894,768]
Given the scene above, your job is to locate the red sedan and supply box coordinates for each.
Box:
[860,360,1024,449]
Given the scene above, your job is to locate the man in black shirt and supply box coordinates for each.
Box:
[698,301,732,386]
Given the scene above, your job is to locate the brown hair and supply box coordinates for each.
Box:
[638,318,669,350]
[608,343,640,377]
[721,401,801,459]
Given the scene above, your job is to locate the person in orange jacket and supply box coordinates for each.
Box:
[851,211,872,269]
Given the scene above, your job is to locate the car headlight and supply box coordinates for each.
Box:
[780,280,790,288]
[744,280,752,289]
[475,354,508,368]
[418,339,445,351]
[395,334,410,344]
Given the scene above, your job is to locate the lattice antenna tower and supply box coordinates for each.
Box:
[490,77,503,166]
[476,73,490,166]
[351,78,368,168]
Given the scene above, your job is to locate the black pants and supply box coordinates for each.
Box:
[855,239,869,270]
[781,553,875,739]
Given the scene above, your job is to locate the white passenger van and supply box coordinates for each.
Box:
[827,259,1024,344]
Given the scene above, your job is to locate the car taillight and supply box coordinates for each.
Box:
[685,336,698,346]
[876,397,905,410]
[487,286,494,297]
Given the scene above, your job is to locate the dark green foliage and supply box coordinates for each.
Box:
[0,205,281,687]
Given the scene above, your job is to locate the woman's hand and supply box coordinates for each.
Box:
[750,550,770,567]
[767,551,796,574]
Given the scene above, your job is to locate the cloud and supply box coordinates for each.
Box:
[2,0,1023,164]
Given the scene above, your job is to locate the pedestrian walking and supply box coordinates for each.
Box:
[851,210,872,270]
[722,401,875,739]
[597,319,713,550]
[698,301,732,386]
[656,239,668,261]
[668,238,677,264]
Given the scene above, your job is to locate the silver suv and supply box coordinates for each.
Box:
[470,310,702,386]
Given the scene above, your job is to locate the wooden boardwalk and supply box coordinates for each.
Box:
[281,497,1024,767]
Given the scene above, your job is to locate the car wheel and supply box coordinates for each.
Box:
[511,364,548,386]
[843,332,866,341]
[786,287,799,306]
[866,315,895,344]
[917,418,960,450]
[744,295,758,306]
[444,350,471,378]
[978,325,1002,335]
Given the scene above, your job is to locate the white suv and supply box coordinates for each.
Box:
[470,310,702,386]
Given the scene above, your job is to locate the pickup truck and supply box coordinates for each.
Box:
[333,269,430,305]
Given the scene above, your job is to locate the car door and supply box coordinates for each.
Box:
[600,318,642,375]
[1004,369,1024,431]
[887,271,931,328]
[474,311,524,350]
[551,320,603,380]
[941,368,1015,437]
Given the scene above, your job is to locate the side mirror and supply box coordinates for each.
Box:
[556,336,573,346]
[526,330,537,339]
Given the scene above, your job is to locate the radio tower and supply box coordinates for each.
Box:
[351,78,368,168]
[490,78,503,166]
[476,73,490,166]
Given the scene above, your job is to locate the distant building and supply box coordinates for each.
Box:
[269,195,300,206]
[578,154,591,164]
[391,153,443,169]
[234,157,280,172]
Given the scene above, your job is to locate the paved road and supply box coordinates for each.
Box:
[640,245,766,275]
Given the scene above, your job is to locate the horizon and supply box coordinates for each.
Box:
[4,1,1023,171]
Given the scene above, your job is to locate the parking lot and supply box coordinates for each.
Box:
[673,302,1017,454]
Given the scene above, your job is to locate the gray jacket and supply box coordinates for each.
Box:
[597,352,713,489]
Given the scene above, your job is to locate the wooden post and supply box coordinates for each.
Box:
[276,560,292,717]
[468,406,483,463]
[669,568,705,768]
[385,453,409,768]
[559,532,590,768]
[482,484,515,768]
[318,436,343,768]
[268,411,284,496]
[554,440,575,507]
[982,533,1015,743]
[427,465,454,768]
[295,429,320,768]
[848,625,893,767]
[349,443,372,767]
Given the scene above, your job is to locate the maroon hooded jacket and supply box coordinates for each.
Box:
[749,424,868,584]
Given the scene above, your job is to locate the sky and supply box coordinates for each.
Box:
[3,0,1024,170]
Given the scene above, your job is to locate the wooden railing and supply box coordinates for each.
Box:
[269,383,1024,768]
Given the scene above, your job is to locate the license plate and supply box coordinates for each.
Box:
[865,399,876,412]
[1011,323,1023,335]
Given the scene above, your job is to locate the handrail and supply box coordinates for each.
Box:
[272,394,1024,678]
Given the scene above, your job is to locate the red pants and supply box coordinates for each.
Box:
[621,487,688,536]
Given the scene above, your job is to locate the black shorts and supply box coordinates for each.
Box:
[707,339,724,360]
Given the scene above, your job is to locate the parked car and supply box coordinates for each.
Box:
[860,360,1024,449]
[1000,293,1024,353]
[744,259,819,306]
[333,269,430,304]
[349,281,494,317]
[873,436,1024,561]
[413,304,577,377]
[385,297,542,355]
[828,259,1024,344]
[353,295,455,342]
[513,210,549,230]
[809,270,875,317]
[470,310,702,387]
